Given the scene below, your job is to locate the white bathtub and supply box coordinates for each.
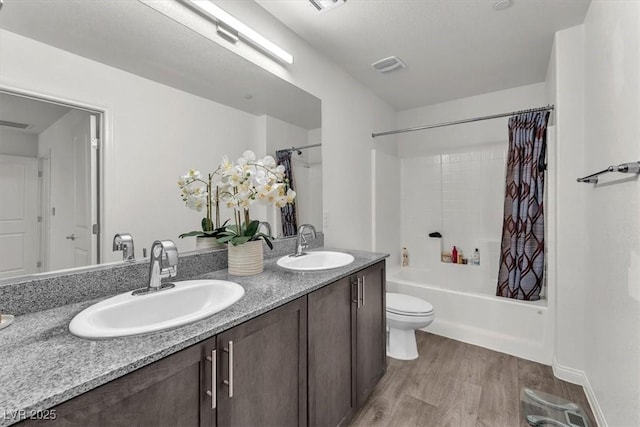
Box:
[387,266,553,364]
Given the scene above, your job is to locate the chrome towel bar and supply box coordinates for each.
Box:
[577,161,640,184]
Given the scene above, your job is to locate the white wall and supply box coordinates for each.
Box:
[0,128,38,157]
[582,2,640,425]
[397,83,547,157]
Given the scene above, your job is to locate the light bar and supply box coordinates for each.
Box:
[181,0,294,65]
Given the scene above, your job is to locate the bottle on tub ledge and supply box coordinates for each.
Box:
[401,247,409,267]
[473,248,480,266]
[451,246,458,264]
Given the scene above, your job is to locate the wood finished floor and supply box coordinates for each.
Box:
[349,332,596,427]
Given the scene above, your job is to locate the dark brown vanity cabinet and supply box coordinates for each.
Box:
[308,261,386,427]
[214,297,307,427]
[23,298,307,427]
[355,261,386,407]
[22,338,210,426]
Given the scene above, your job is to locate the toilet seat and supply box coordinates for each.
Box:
[386,292,433,316]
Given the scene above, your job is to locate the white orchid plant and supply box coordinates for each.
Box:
[177,169,228,239]
[215,150,296,249]
[177,151,295,248]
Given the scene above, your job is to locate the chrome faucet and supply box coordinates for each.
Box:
[258,221,272,239]
[292,224,316,257]
[133,240,178,296]
[113,233,135,261]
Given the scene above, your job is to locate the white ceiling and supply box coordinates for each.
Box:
[0,0,320,129]
[256,0,591,111]
[0,92,70,135]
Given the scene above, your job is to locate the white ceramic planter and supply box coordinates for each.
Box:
[227,240,264,276]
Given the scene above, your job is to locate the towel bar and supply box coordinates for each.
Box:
[577,161,640,184]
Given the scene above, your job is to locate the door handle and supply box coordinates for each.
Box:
[351,277,359,307]
[361,275,366,307]
[205,349,216,409]
[223,341,234,397]
[66,234,76,241]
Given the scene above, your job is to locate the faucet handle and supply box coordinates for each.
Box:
[113,233,135,261]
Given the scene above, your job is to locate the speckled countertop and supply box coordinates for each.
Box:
[0,248,387,427]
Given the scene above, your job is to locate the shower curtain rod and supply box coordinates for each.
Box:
[282,143,322,152]
[371,104,555,138]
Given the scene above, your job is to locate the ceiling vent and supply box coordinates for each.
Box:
[492,0,512,11]
[308,0,346,13]
[372,56,406,74]
[0,119,31,130]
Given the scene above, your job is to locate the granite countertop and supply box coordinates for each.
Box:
[0,248,387,427]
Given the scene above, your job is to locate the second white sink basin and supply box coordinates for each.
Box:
[69,279,245,339]
[276,251,355,271]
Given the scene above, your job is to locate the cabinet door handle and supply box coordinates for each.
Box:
[357,277,362,309]
[351,277,359,307]
[361,275,366,307]
[223,341,234,397]
[206,349,216,409]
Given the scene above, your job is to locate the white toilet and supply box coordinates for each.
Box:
[386,292,434,360]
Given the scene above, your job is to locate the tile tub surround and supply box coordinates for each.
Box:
[0,246,386,427]
[0,234,323,316]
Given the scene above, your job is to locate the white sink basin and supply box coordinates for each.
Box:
[69,279,244,339]
[276,251,355,271]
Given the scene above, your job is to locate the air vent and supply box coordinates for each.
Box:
[0,119,30,130]
[308,0,346,12]
[372,56,406,74]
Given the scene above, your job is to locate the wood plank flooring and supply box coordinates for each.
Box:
[349,332,596,427]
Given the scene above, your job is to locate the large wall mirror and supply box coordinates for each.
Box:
[0,0,321,281]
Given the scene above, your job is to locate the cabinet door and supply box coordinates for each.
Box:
[356,261,386,407]
[308,276,356,427]
[22,338,212,427]
[216,297,307,427]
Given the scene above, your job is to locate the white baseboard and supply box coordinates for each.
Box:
[552,356,607,427]
[551,355,584,385]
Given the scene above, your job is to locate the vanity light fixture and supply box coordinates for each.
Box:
[180,0,294,64]
[308,0,346,12]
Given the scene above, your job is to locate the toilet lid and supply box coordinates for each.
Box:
[386,292,433,315]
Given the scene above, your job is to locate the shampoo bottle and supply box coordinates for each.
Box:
[452,246,458,264]
[473,248,480,266]
[402,247,409,267]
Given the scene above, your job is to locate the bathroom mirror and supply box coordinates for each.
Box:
[0,0,321,281]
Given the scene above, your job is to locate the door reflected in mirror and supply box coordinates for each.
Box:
[0,92,101,279]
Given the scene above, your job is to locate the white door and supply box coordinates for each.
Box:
[0,155,39,279]
[70,111,93,267]
[48,110,93,270]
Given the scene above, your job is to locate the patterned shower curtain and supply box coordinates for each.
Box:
[276,149,298,237]
[496,111,550,301]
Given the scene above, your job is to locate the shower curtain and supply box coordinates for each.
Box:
[276,149,298,237]
[496,111,550,301]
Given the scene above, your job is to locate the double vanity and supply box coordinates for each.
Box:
[0,237,387,427]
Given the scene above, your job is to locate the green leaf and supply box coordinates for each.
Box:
[179,231,206,238]
[202,217,214,232]
[245,220,259,237]
[231,236,251,246]
[257,234,274,250]
[216,235,234,243]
